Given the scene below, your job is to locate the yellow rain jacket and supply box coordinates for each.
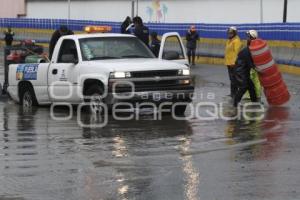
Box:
[224,36,242,66]
[244,69,262,99]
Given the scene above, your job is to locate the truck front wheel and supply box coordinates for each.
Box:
[84,85,105,114]
[20,85,38,109]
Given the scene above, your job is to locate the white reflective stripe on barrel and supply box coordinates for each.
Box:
[251,45,270,56]
[256,59,275,72]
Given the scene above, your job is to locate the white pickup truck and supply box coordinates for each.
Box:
[7,32,194,115]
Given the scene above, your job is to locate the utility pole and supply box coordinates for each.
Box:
[131,1,135,18]
[283,0,288,23]
[260,0,263,23]
[136,0,139,16]
[68,0,71,23]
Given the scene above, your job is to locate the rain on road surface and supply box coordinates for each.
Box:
[0,64,300,200]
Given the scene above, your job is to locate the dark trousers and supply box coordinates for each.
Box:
[227,66,237,97]
[187,48,196,65]
[234,78,257,107]
[5,40,13,46]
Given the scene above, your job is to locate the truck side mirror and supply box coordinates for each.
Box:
[61,54,78,64]
[163,51,180,60]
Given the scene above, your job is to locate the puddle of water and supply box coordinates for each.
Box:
[0,65,299,200]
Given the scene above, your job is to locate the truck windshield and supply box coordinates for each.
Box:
[79,37,155,61]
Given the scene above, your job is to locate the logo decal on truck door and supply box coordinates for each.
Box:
[59,69,68,81]
[16,64,39,81]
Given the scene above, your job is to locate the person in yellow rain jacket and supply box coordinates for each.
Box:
[224,26,242,98]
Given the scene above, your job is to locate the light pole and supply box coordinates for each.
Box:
[136,0,139,16]
[260,0,263,23]
[283,0,288,23]
[68,0,71,23]
[131,1,135,18]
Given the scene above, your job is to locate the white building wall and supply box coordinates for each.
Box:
[26,0,300,24]
[26,1,132,21]
[0,0,26,18]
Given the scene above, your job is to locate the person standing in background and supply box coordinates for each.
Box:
[49,25,74,60]
[4,27,14,46]
[224,26,242,98]
[132,16,150,46]
[150,32,161,57]
[186,25,199,66]
[121,16,132,34]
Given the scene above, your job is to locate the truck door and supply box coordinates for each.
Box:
[158,32,189,66]
[48,39,80,103]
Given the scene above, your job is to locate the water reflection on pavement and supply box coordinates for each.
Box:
[0,65,299,200]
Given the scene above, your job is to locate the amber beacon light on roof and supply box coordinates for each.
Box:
[84,26,112,33]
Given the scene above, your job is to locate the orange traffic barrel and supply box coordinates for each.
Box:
[259,71,282,88]
[264,81,287,99]
[267,90,290,106]
[250,38,290,106]
[249,39,274,71]
[260,65,279,78]
[264,79,290,106]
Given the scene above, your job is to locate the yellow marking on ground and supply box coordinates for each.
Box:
[196,56,300,76]
[278,64,300,76]
[196,56,225,65]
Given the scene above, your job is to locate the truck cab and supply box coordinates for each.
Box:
[7,32,194,115]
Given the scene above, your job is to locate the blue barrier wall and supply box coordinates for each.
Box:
[1,18,300,71]
[1,18,300,41]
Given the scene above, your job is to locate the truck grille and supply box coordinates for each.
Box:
[131,70,178,78]
[111,80,192,93]
[134,80,179,91]
[109,70,192,93]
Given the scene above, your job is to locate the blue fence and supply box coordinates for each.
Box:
[1,18,300,41]
[1,18,300,68]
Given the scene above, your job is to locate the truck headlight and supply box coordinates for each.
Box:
[178,69,190,76]
[110,72,131,79]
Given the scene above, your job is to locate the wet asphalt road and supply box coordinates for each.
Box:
[0,64,300,200]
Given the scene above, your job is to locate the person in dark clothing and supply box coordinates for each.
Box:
[49,25,74,60]
[150,32,161,57]
[186,25,199,66]
[233,30,258,107]
[121,16,132,34]
[4,28,14,46]
[132,16,150,46]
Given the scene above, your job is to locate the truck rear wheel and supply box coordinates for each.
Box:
[84,85,105,114]
[20,85,38,109]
